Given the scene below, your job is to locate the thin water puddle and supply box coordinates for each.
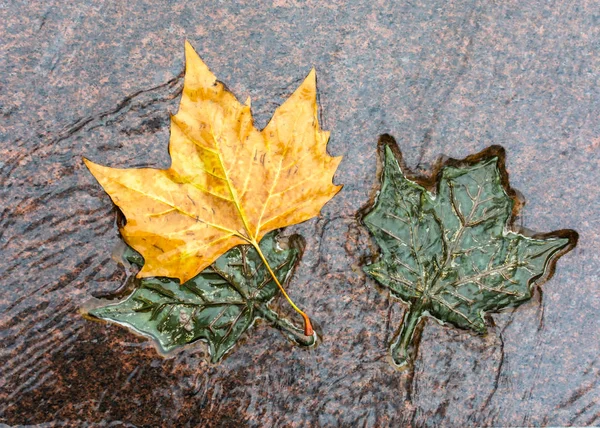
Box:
[1,2,599,426]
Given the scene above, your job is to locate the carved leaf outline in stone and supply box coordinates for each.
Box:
[362,136,578,367]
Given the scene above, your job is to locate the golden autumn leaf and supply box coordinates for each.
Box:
[84,41,342,335]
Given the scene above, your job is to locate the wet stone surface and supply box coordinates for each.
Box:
[1,1,599,426]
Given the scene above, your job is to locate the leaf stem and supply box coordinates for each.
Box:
[256,306,315,347]
[391,302,425,367]
[251,239,314,336]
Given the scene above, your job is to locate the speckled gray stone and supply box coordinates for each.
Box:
[1,1,598,426]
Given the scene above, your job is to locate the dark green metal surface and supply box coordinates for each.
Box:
[89,231,311,363]
[363,145,573,367]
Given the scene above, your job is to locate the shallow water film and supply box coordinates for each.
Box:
[1,1,599,426]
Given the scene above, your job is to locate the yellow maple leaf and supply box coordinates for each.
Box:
[84,41,342,335]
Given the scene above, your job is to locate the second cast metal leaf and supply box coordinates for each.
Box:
[363,137,577,367]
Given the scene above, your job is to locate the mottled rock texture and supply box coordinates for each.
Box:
[1,1,598,426]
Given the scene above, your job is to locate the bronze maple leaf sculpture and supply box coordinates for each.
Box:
[362,135,577,367]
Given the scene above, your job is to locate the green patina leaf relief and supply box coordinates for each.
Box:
[362,138,577,367]
[89,231,313,363]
